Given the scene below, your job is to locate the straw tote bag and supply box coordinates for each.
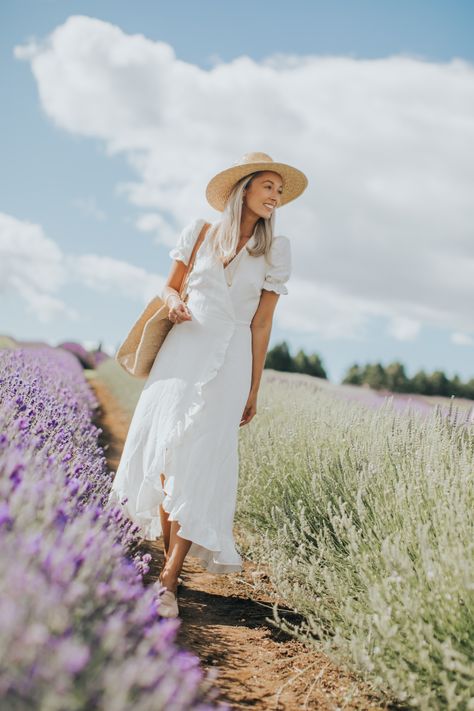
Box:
[115,221,211,378]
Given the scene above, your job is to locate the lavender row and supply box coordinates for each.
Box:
[0,347,219,711]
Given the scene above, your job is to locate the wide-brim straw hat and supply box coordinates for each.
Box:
[206,151,308,212]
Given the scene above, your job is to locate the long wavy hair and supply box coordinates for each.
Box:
[206,172,276,266]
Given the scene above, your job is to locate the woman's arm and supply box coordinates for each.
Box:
[161,261,192,323]
[161,259,186,305]
[250,290,280,394]
[240,290,280,426]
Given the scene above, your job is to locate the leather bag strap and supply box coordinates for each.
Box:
[179,221,211,300]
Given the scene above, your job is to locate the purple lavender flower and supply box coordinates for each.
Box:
[0,347,219,709]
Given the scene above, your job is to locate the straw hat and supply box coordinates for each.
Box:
[205,152,308,211]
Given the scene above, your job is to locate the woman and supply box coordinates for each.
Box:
[109,152,308,617]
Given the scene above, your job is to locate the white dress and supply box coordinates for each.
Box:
[108,217,291,573]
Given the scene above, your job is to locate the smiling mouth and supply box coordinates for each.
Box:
[263,203,275,210]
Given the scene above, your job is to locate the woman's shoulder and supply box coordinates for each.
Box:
[262,234,292,295]
[169,217,213,264]
[271,233,290,246]
[180,217,215,243]
[184,216,211,234]
[267,234,291,262]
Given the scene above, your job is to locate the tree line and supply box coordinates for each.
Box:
[264,342,474,401]
[264,340,327,379]
[343,361,474,400]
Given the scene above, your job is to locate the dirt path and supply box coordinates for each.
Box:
[89,374,396,710]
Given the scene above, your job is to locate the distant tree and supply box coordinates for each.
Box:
[385,361,410,393]
[265,341,327,378]
[265,340,294,372]
[464,378,474,400]
[450,374,464,398]
[341,359,474,401]
[342,363,363,385]
[307,353,327,379]
[363,362,387,390]
[410,369,432,395]
[293,349,310,373]
[293,349,327,378]
[463,378,474,400]
[429,370,451,397]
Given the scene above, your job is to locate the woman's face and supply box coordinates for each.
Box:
[243,171,283,219]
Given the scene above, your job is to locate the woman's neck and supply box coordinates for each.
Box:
[240,212,259,241]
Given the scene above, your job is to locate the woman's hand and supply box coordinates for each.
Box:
[240,391,258,427]
[167,294,192,324]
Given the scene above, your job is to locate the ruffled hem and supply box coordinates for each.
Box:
[109,315,243,575]
[109,483,243,575]
[262,280,288,295]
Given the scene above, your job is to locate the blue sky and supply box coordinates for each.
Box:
[1,0,473,383]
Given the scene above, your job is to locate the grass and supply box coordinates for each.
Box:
[94,358,144,412]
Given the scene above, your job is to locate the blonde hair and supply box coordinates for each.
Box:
[206,172,276,265]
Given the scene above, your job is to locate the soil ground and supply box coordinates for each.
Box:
[89,374,402,710]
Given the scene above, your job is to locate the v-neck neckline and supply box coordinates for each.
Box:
[223,232,256,270]
[223,246,245,270]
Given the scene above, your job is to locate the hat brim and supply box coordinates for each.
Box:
[205,161,308,212]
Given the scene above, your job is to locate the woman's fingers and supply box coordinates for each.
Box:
[240,406,256,426]
[178,304,191,318]
[169,304,192,323]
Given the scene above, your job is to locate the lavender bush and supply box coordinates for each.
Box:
[0,347,219,711]
[56,341,96,369]
[237,375,474,710]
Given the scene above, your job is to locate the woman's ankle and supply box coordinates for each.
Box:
[159,567,180,592]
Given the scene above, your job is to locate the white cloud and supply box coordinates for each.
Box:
[0,212,76,322]
[14,15,474,339]
[135,212,177,247]
[451,332,474,346]
[0,211,163,323]
[69,253,163,303]
[387,316,421,341]
[278,277,379,340]
[72,196,107,221]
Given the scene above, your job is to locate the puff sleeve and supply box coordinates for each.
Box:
[262,235,292,295]
[168,217,206,266]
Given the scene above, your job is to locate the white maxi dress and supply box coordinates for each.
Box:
[108,217,291,573]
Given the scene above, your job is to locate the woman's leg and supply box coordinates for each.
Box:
[159,473,171,559]
[160,522,192,592]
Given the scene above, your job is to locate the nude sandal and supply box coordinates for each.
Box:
[157,571,181,618]
[157,588,179,618]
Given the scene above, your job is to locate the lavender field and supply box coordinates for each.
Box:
[0,347,220,710]
[237,374,474,710]
[41,355,474,709]
[92,358,474,708]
